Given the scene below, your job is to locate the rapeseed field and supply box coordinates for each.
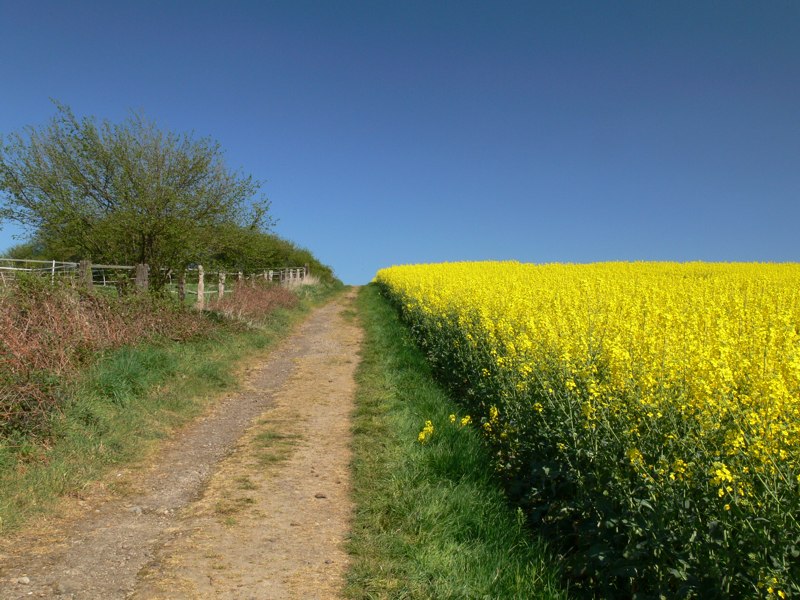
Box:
[377,261,800,598]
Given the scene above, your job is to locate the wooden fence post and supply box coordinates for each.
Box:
[78,260,93,289]
[135,264,149,291]
[178,272,186,302]
[304,263,309,280]
[196,265,205,310]
[218,272,226,300]
[238,271,243,282]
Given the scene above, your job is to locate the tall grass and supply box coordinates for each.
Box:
[346,285,566,599]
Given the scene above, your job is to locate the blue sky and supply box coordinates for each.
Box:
[1,1,798,283]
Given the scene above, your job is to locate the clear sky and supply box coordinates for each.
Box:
[1,1,798,283]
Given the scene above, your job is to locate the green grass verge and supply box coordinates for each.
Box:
[0,284,343,533]
[346,284,567,600]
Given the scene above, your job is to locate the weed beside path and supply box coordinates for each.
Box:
[346,284,566,599]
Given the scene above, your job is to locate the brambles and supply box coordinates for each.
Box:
[377,261,800,598]
[210,281,298,324]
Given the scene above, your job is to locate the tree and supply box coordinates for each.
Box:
[3,238,48,260]
[0,103,272,288]
[209,227,338,283]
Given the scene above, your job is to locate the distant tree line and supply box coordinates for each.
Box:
[0,103,336,287]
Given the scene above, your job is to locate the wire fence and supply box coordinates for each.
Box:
[0,258,78,285]
[0,258,310,308]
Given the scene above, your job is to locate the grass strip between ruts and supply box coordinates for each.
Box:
[346,284,567,599]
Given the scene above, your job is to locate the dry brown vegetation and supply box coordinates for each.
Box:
[210,281,298,324]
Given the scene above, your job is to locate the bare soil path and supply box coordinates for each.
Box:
[0,290,362,599]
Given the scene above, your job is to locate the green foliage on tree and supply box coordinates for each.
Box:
[210,226,337,283]
[0,103,273,288]
[3,239,49,260]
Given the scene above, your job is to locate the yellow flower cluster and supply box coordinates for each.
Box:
[449,413,471,426]
[418,420,434,444]
[377,261,800,594]
[378,261,800,485]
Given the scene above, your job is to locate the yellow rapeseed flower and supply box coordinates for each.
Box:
[418,420,434,444]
